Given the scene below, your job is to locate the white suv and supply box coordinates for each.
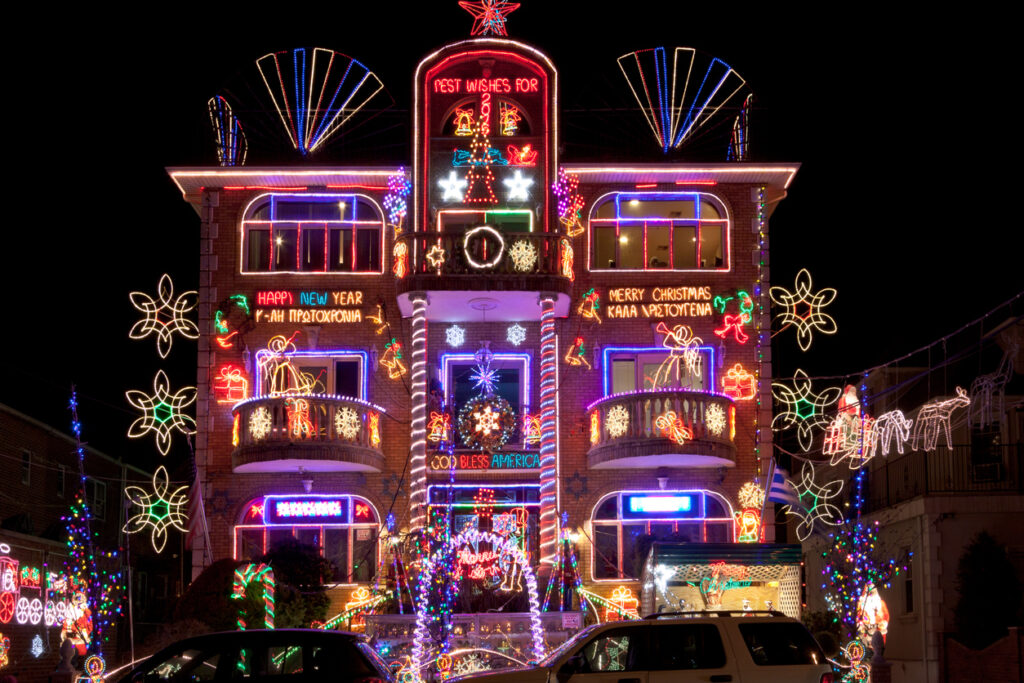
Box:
[455,611,833,683]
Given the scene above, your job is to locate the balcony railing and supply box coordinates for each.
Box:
[865,444,1023,511]
[232,394,386,472]
[587,389,736,469]
[394,231,573,294]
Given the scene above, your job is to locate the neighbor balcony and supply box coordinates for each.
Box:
[587,389,736,469]
[231,394,386,473]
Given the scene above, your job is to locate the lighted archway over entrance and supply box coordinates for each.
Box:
[411,530,546,675]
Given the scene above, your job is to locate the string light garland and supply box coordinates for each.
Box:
[123,466,188,553]
[770,268,838,352]
[129,273,198,359]
[508,240,538,272]
[126,370,197,456]
[771,369,841,452]
[506,323,527,346]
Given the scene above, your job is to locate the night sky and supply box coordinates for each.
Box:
[3,5,1019,476]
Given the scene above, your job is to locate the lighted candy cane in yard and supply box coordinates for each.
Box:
[231,563,274,630]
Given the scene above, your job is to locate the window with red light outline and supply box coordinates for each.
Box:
[587,192,731,272]
[233,495,380,584]
[240,192,386,275]
[589,490,735,582]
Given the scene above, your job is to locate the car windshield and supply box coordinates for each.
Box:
[539,625,601,667]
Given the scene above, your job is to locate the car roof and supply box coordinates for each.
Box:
[148,629,365,655]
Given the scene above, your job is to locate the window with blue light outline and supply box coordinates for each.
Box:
[440,352,532,448]
[588,192,729,272]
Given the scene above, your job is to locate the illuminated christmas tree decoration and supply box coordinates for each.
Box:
[439,170,468,201]
[873,410,912,456]
[453,107,475,136]
[334,406,361,440]
[727,93,753,161]
[123,466,188,554]
[393,242,409,279]
[255,48,386,155]
[560,239,575,280]
[652,322,703,386]
[655,411,692,445]
[769,268,837,352]
[380,338,408,379]
[590,412,601,445]
[507,144,538,166]
[577,288,601,323]
[446,325,466,348]
[30,633,43,658]
[785,462,844,541]
[384,170,412,233]
[458,0,520,36]
[705,403,727,436]
[285,397,314,438]
[502,169,534,201]
[564,336,591,369]
[428,411,452,443]
[213,365,249,404]
[499,102,521,135]
[508,240,538,272]
[249,406,272,441]
[129,273,199,359]
[506,322,527,346]
[207,96,247,166]
[463,226,505,268]
[771,369,841,452]
[522,413,541,446]
[369,411,382,448]
[463,118,500,204]
[910,387,970,452]
[618,47,747,152]
[458,395,516,450]
[552,169,585,237]
[606,405,630,438]
[722,363,756,401]
[126,370,197,456]
[231,563,275,630]
[426,244,448,272]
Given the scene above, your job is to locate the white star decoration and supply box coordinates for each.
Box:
[439,171,468,202]
[503,170,533,201]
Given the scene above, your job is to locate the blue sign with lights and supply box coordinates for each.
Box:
[622,493,701,520]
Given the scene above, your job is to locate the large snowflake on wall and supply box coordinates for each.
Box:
[249,406,273,441]
[126,370,197,455]
[129,273,199,359]
[770,268,838,352]
[771,369,841,452]
[705,403,727,436]
[123,466,189,553]
[508,240,538,272]
[506,323,527,346]
[335,407,361,440]
[605,405,630,438]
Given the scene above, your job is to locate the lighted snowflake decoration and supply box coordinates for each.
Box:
[770,268,838,352]
[249,406,273,441]
[459,0,520,36]
[705,403,727,436]
[454,653,488,676]
[30,634,44,658]
[606,405,630,438]
[506,323,527,346]
[737,482,765,510]
[126,370,197,456]
[458,394,516,450]
[771,369,842,452]
[426,244,447,271]
[335,407,361,440]
[508,239,538,272]
[784,461,845,541]
[123,465,189,553]
[129,273,199,359]
[470,364,499,393]
[446,325,466,347]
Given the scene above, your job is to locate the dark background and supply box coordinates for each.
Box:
[2,5,1018,475]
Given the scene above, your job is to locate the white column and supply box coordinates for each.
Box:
[408,293,429,531]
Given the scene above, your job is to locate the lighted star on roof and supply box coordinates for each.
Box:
[459,0,520,36]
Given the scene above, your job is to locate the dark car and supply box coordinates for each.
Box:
[119,629,393,683]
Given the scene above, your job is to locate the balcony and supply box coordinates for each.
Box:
[587,390,736,469]
[864,444,1024,512]
[394,231,572,321]
[231,395,386,473]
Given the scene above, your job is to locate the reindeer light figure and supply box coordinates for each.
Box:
[910,387,970,452]
[873,410,913,456]
[652,322,703,388]
[969,345,1016,429]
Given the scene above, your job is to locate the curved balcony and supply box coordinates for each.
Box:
[232,395,386,473]
[395,231,572,321]
[587,390,736,469]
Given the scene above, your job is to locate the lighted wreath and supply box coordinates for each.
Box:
[458,394,517,451]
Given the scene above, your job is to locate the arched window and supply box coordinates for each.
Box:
[234,495,379,583]
[589,192,729,271]
[590,490,735,581]
[241,193,384,273]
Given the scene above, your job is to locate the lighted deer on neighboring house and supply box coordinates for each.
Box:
[872,410,913,456]
[910,387,970,452]
[968,345,1016,429]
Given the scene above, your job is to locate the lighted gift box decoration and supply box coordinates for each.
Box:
[722,363,756,401]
